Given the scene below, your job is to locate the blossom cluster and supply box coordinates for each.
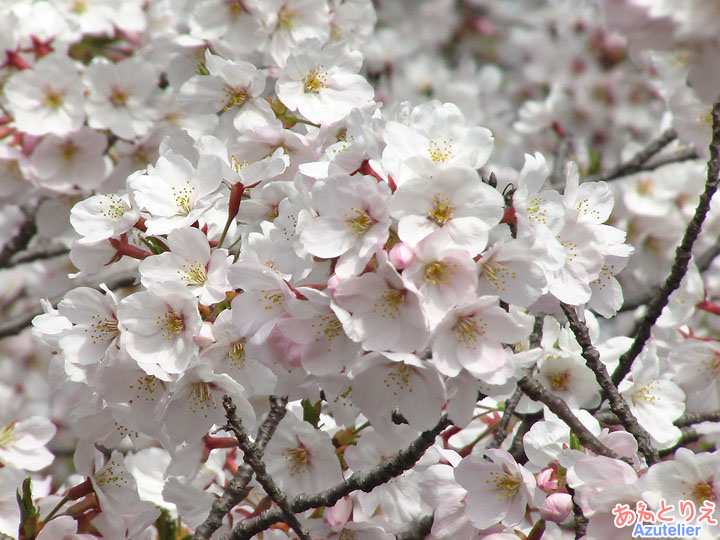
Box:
[1,1,720,540]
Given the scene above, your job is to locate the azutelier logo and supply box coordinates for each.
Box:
[612,500,718,538]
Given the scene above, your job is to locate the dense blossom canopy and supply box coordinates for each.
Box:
[1,1,720,539]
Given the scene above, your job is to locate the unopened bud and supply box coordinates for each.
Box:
[539,493,573,522]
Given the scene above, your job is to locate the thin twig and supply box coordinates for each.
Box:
[225,415,452,540]
[221,396,311,540]
[489,317,544,449]
[658,427,700,458]
[0,208,37,270]
[549,135,573,188]
[674,411,720,427]
[612,102,720,386]
[193,396,288,540]
[6,246,70,267]
[584,128,678,183]
[508,413,541,464]
[561,304,659,465]
[0,274,137,340]
[517,375,630,464]
[566,485,587,539]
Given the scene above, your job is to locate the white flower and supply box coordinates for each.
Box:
[117,283,202,377]
[29,127,110,192]
[83,56,159,139]
[139,226,231,304]
[301,173,391,277]
[430,296,529,384]
[332,250,430,353]
[263,412,343,499]
[162,363,256,444]
[619,343,685,448]
[70,192,140,245]
[129,151,223,235]
[179,50,265,115]
[4,52,85,136]
[455,448,538,530]
[401,230,478,327]
[351,352,446,430]
[57,286,121,366]
[276,39,374,125]
[0,416,56,471]
[390,167,504,255]
[382,101,493,185]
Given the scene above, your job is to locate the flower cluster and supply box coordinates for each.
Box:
[1,1,720,540]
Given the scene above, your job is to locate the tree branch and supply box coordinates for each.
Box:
[221,396,311,540]
[584,128,678,182]
[561,304,659,465]
[394,514,434,540]
[488,316,544,450]
[193,396,288,540]
[0,274,137,341]
[0,208,37,270]
[516,375,629,464]
[225,415,452,540]
[658,427,700,458]
[674,411,720,427]
[613,101,720,386]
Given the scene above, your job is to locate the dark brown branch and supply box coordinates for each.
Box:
[193,396,288,540]
[6,246,70,267]
[561,304,659,465]
[585,128,678,182]
[225,415,452,540]
[566,485,587,539]
[221,396,311,540]
[508,413,541,464]
[613,102,720,386]
[395,514,434,540]
[674,411,720,427]
[658,427,700,457]
[516,375,630,464]
[0,209,37,270]
[490,316,544,450]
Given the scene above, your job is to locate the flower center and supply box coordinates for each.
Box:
[98,194,131,220]
[0,423,19,450]
[109,86,129,107]
[44,87,64,109]
[424,261,452,285]
[428,138,453,163]
[282,445,310,475]
[428,194,453,225]
[548,369,571,391]
[171,181,196,217]
[223,87,247,111]
[158,311,184,339]
[454,315,484,348]
[343,207,374,235]
[179,258,207,286]
[304,67,327,93]
[489,470,522,499]
[228,340,246,365]
[61,141,79,162]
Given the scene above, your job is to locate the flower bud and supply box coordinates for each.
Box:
[389,242,415,270]
[539,492,573,522]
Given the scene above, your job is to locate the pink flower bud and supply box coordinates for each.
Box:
[193,322,216,347]
[389,242,415,270]
[536,468,558,491]
[539,493,573,522]
[324,496,353,530]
